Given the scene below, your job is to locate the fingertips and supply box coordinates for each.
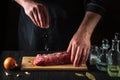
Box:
[73,46,82,67]
[81,48,87,64]
[71,45,77,63]
[81,48,90,64]
[84,48,90,64]
[41,5,49,28]
[67,43,71,53]
[71,48,74,63]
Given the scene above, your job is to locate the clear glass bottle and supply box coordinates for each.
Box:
[89,46,100,66]
[107,33,120,77]
[96,39,110,71]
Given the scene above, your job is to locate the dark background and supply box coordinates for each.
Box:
[1,0,120,51]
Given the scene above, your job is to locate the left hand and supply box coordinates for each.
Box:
[67,31,91,67]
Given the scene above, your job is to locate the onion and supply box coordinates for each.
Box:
[3,57,18,70]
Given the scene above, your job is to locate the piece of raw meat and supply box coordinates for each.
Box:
[33,51,71,66]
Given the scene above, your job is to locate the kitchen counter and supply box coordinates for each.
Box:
[0,51,119,80]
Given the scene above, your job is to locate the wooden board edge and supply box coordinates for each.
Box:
[21,56,88,71]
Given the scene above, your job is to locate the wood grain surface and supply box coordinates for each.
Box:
[21,56,88,71]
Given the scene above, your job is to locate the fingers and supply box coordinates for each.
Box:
[33,8,41,26]
[26,4,49,28]
[67,43,72,53]
[34,5,49,28]
[81,48,89,64]
[73,46,82,66]
[67,43,78,63]
[67,43,74,62]
[41,5,49,28]
[83,48,90,64]
[71,44,77,62]
[28,11,38,26]
[71,46,90,67]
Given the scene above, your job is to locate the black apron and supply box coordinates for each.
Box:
[18,0,85,51]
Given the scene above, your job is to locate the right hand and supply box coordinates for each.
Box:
[22,1,49,28]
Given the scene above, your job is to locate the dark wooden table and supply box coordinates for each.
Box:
[0,51,119,80]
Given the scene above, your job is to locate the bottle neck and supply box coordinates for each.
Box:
[102,48,108,54]
[111,40,120,52]
[101,44,109,54]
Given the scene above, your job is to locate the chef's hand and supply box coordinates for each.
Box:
[67,31,91,67]
[21,1,49,28]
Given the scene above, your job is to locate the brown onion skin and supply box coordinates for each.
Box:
[3,57,17,70]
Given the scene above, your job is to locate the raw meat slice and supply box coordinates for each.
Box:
[33,51,71,66]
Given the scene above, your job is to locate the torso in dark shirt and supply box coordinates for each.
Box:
[18,0,104,51]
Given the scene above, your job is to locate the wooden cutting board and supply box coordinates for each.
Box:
[21,56,88,71]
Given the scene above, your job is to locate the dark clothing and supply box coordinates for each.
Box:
[18,0,106,51]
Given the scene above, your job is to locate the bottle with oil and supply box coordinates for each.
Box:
[107,33,120,77]
[96,39,110,71]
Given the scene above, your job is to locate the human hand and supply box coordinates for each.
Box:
[22,1,49,28]
[67,31,91,67]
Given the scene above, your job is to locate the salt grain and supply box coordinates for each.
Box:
[5,71,11,76]
[16,74,21,77]
[25,72,31,75]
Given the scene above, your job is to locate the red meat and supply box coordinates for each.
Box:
[33,51,71,66]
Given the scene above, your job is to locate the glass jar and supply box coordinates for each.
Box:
[107,33,120,77]
[96,39,110,71]
[89,46,100,66]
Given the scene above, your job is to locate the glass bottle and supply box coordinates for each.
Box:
[96,39,110,71]
[107,33,120,77]
[89,46,100,66]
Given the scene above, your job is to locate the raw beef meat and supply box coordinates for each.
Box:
[33,51,71,66]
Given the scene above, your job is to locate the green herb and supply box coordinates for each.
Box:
[85,72,96,80]
[75,73,84,77]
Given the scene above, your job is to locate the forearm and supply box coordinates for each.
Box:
[77,11,101,38]
[15,0,35,8]
[78,0,107,39]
